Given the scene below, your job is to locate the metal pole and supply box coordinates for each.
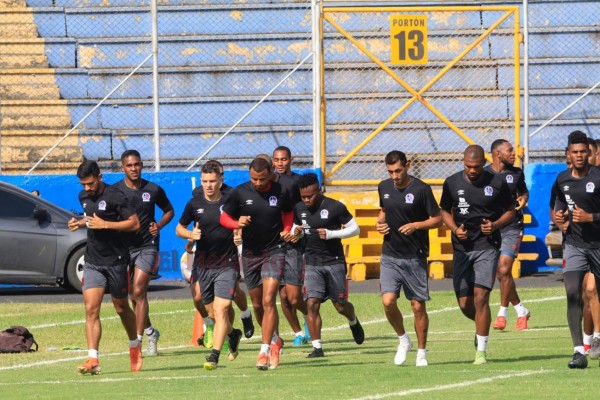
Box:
[26,53,153,175]
[151,0,161,171]
[523,0,529,164]
[186,53,314,171]
[312,0,321,170]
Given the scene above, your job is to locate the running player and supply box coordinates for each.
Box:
[552,130,600,369]
[293,173,365,358]
[220,157,294,370]
[68,160,142,375]
[440,145,515,365]
[375,151,442,366]
[485,140,531,331]
[177,160,243,369]
[116,150,174,356]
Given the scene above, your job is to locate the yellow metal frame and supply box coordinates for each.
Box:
[321,6,521,186]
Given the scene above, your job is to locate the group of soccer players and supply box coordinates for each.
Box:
[69,130,600,374]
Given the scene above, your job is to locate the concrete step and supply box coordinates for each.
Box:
[0,0,26,7]
[0,24,38,38]
[0,39,47,54]
[0,54,48,68]
[0,83,60,100]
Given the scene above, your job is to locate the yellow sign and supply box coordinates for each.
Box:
[390,15,428,65]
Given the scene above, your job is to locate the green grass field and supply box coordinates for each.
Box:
[0,286,594,399]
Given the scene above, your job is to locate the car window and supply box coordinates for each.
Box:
[0,189,36,218]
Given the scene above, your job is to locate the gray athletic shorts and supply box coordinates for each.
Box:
[82,261,129,298]
[198,263,239,304]
[379,254,430,301]
[563,244,600,274]
[242,248,285,290]
[129,247,159,276]
[453,249,499,296]
[280,246,304,287]
[304,263,348,304]
[500,229,522,259]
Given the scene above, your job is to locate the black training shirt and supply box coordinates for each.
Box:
[440,170,513,251]
[79,184,135,266]
[378,177,440,259]
[484,164,527,231]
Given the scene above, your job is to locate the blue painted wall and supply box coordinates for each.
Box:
[0,168,320,281]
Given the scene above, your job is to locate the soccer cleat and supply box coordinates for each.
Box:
[307,347,324,358]
[204,353,219,370]
[394,338,413,366]
[256,352,270,371]
[204,324,214,349]
[492,316,507,330]
[77,358,101,375]
[568,352,588,369]
[350,319,365,345]
[129,343,143,372]
[269,337,284,370]
[292,334,308,346]
[197,334,205,347]
[473,350,487,365]
[146,329,160,357]
[515,312,530,331]
[242,315,255,339]
[227,329,243,361]
[588,338,600,359]
[303,320,311,342]
[415,352,428,367]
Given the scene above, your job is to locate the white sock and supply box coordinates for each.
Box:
[497,306,508,318]
[128,339,139,348]
[271,333,279,344]
[594,332,600,339]
[514,302,528,317]
[204,317,215,326]
[417,348,427,357]
[145,325,155,336]
[398,333,410,344]
[476,335,488,352]
[88,349,99,359]
[584,333,593,345]
[260,344,270,354]
[240,309,251,319]
[295,331,304,338]
[312,339,322,349]
[349,318,358,326]
[574,346,585,355]
[137,334,143,342]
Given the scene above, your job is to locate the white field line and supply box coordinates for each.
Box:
[349,370,550,400]
[0,374,250,386]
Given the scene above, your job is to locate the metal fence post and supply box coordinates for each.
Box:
[523,0,530,164]
[151,0,161,171]
[312,0,321,171]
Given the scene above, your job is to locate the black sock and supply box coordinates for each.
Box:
[211,349,221,360]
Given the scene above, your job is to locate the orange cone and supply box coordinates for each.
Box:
[189,310,205,346]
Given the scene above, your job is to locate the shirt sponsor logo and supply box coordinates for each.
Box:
[142,192,151,202]
[506,175,514,184]
[301,219,310,234]
[458,197,469,215]
[269,196,278,207]
[246,199,253,205]
[586,182,595,193]
[484,186,493,196]
[405,193,414,204]
[564,194,575,211]
[98,200,107,211]
[320,209,329,219]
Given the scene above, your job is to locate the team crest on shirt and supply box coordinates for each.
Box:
[196,208,204,214]
[506,175,514,184]
[320,209,329,219]
[586,182,595,193]
[484,186,493,196]
[269,196,278,206]
[142,192,151,202]
[98,200,106,211]
[405,193,414,204]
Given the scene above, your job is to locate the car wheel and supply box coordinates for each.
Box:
[65,247,85,293]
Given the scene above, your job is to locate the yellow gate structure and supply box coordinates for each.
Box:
[319,5,522,185]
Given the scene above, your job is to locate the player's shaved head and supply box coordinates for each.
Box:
[464,144,485,161]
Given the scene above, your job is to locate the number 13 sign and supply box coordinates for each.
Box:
[390,15,428,65]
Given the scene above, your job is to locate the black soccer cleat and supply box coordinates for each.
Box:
[350,318,365,345]
[568,352,588,369]
[227,329,243,361]
[197,334,205,347]
[307,347,325,358]
[242,315,255,339]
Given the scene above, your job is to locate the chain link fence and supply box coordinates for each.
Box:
[526,0,600,163]
[0,0,313,174]
[321,5,520,185]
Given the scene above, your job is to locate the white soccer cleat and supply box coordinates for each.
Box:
[394,337,412,365]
